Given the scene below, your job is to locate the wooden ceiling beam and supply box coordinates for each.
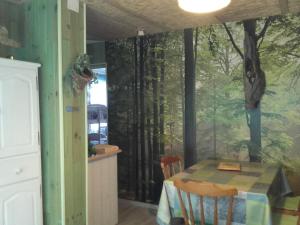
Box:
[86,0,300,40]
[214,16,224,24]
[278,0,289,14]
[107,0,171,31]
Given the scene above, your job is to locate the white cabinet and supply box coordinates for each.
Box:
[0,58,42,225]
[0,179,42,225]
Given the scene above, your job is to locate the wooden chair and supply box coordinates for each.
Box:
[173,179,238,225]
[160,155,183,179]
[272,196,300,225]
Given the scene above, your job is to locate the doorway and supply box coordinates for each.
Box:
[87,65,108,146]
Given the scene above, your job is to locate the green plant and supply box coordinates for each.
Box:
[71,54,96,94]
[88,142,96,157]
[73,54,93,78]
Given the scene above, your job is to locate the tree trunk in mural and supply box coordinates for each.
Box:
[146,76,153,201]
[194,28,199,72]
[213,75,217,157]
[133,37,140,199]
[159,41,166,156]
[126,107,131,192]
[180,44,185,142]
[224,18,271,162]
[139,36,146,201]
[184,28,197,168]
[243,20,266,162]
[151,36,163,202]
[145,40,153,201]
[151,37,159,161]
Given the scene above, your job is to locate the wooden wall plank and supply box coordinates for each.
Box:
[61,1,86,225]
[16,1,64,225]
[279,0,289,14]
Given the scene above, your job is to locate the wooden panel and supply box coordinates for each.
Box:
[279,0,289,14]
[88,155,118,225]
[10,1,64,225]
[0,154,40,186]
[0,179,42,225]
[289,0,300,12]
[61,1,86,225]
[0,66,40,158]
[86,0,300,40]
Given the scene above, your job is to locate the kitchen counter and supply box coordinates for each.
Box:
[88,144,121,225]
[89,149,122,163]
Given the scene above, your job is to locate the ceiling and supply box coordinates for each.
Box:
[86,0,300,40]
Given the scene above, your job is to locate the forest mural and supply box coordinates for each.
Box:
[106,13,300,203]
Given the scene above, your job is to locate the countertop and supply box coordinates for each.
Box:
[88,144,121,163]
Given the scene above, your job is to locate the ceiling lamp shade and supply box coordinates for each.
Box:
[178,0,231,13]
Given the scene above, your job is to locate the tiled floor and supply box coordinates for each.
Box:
[118,199,158,225]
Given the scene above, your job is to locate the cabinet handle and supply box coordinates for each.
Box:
[15,168,23,175]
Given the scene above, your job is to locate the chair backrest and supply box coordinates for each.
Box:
[160,155,183,179]
[174,179,238,225]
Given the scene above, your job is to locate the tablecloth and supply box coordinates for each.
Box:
[157,160,291,225]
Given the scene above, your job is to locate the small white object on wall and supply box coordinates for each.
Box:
[68,0,79,13]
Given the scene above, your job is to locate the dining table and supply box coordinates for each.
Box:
[156,159,291,225]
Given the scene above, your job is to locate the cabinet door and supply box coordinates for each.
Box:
[0,179,42,225]
[89,155,118,225]
[0,67,39,158]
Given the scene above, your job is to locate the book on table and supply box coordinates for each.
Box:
[217,162,241,171]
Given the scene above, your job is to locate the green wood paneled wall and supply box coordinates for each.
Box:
[0,1,87,225]
[61,1,86,225]
[12,1,64,225]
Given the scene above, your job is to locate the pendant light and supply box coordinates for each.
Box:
[178,0,231,13]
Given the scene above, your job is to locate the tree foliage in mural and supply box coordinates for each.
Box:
[106,13,300,203]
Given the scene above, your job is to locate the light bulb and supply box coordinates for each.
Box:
[178,0,231,13]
